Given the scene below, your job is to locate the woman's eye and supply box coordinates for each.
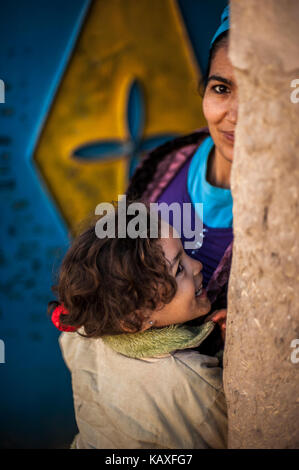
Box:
[175,263,184,277]
[212,84,230,94]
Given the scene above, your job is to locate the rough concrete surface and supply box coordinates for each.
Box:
[224,0,299,449]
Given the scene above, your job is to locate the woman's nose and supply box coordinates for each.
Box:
[227,93,238,124]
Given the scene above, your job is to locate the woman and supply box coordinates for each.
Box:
[127,6,235,313]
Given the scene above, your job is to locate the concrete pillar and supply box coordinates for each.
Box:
[224,0,299,448]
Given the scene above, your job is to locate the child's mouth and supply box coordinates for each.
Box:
[195,286,203,297]
[195,285,207,299]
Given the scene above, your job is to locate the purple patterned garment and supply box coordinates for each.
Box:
[135,128,233,309]
[156,157,233,290]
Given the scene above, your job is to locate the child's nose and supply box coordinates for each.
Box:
[190,257,202,276]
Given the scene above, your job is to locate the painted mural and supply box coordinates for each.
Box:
[34,0,205,233]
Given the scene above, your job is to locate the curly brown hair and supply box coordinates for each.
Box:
[48,202,177,337]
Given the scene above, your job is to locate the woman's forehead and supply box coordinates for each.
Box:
[209,45,234,79]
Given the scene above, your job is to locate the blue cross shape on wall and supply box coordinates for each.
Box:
[72,79,177,178]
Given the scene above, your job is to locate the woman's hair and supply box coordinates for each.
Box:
[48,203,177,337]
[126,130,204,201]
[126,31,229,202]
[199,30,229,96]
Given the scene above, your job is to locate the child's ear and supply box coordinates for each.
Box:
[119,319,138,333]
[139,319,154,332]
[119,310,155,333]
[138,309,156,332]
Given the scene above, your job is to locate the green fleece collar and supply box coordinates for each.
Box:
[101,321,215,358]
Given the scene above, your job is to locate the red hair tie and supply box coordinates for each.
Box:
[51,304,77,332]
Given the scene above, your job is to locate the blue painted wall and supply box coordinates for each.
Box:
[0,0,227,448]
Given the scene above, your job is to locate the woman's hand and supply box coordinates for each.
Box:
[204,309,227,342]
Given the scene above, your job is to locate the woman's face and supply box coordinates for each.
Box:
[148,226,211,328]
[202,43,238,163]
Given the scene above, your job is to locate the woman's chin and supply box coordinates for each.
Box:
[221,141,234,163]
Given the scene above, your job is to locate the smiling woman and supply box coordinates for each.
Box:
[47,6,234,450]
[203,33,237,188]
[127,6,235,313]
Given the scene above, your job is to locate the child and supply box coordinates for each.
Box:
[48,203,227,449]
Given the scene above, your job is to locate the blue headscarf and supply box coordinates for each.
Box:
[210,5,230,49]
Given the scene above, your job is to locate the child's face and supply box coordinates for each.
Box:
[148,225,211,328]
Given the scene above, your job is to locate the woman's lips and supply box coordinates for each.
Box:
[222,131,235,143]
